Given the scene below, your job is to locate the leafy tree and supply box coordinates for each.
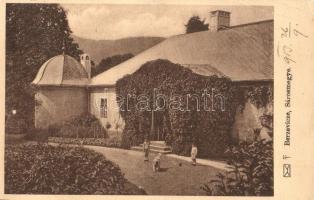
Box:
[185,15,209,34]
[6,4,83,133]
[92,53,134,77]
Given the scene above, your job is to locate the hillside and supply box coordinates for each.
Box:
[72,35,165,64]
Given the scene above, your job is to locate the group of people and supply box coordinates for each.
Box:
[143,139,198,172]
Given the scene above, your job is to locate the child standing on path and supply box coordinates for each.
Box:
[153,153,162,172]
[191,143,198,166]
[143,139,150,161]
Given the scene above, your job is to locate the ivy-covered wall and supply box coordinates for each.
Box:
[116,60,242,158]
[115,59,273,158]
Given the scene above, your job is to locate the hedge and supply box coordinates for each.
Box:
[5,114,28,135]
[5,144,144,194]
[48,137,121,148]
[39,113,107,139]
[116,59,242,158]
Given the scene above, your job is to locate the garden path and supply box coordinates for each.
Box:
[85,145,227,195]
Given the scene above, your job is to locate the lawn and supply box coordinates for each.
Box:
[86,145,224,195]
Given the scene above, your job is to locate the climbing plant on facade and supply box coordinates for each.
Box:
[116,59,243,158]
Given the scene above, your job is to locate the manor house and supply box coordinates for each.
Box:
[32,10,273,142]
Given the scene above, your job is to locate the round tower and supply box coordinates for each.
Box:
[32,54,89,128]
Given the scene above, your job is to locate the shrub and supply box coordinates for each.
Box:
[48,137,121,148]
[24,128,50,142]
[54,113,108,138]
[120,123,139,149]
[5,144,144,194]
[106,122,112,129]
[121,130,132,149]
[5,114,28,135]
[201,140,273,196]
[246,85,273,109]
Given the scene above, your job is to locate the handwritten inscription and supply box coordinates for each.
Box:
[278,22,309,177]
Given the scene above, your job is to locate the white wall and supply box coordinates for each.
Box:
[89,87,124,132]
[35,87,88,128]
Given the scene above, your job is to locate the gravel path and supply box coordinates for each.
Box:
[85,145,224,195]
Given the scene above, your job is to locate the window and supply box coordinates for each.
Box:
[100,98,107,118]
[86,56,89,60]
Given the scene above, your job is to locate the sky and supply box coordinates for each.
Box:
[62,4,273,40]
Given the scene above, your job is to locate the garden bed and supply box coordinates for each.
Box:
[48,136,121,148]
[5,143,145,194]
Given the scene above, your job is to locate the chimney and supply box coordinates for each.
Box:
[80,53,91,79]
[209,10,231,31]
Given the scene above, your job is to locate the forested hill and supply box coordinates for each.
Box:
[72,35,165,64]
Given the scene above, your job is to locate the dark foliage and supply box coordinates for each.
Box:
[116,59,241,158]
[185,15,209,34]
[48,137,121,148]
[246,85,273,108]
[6,4,83,133]
[5,113,28,135]
[91,53,134,77]
[51,113,108,138]
[24,128,51,142]
[106,122,112,129]
[5,144,144,194]
[201,140,273,196]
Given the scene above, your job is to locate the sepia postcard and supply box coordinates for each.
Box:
[0,0,314,199]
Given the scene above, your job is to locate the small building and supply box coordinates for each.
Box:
[32,54,89,128]
[32,10,273,142]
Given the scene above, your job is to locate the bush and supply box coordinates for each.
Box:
[48,137,121,148]
[201,140,273,196]
[24,128,50,142]
[120,123,141,149]
[120,130,132,149]
[53,113,108,138]
[5,144,144,194]
[5,114,28,135]
[106,122,112,129]
[24,114,107,141]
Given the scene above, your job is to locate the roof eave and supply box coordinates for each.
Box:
[88,84,116,88]
[87,78,273,88]
[31,83,88,88]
